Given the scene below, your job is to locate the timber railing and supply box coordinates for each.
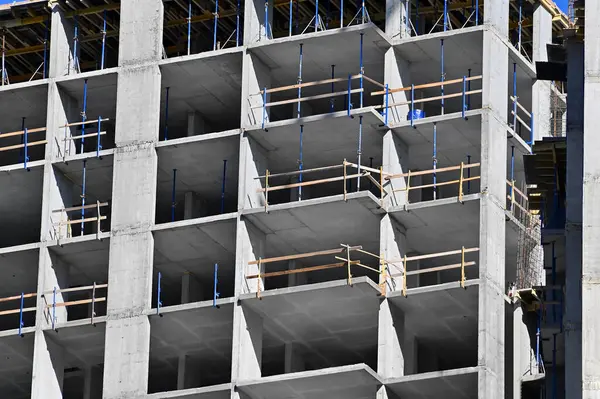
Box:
[0,291,37,336]
[58,117,109,160]
[42,283,108,330]
[52,200,109,240]
[0,126,47,169]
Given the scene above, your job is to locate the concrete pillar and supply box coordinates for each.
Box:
[239,135,268,210]
[181,272,204,303]
[582,4,600,396]
[478,4,509,395]
[242,53,271,127]
[531,5,553,140]
[177,355,187,389]
[384,48,411,125]
[31,335,65,399]
[380,214,406,291]
[382,131,408,207]
[231,305,263,382]
[177,354,201,389]
[385,0,410,39]
[284,342,305,373]
[184,191,207,219]
[565,39,583,399]
[377,385,400,399]
[243,0,272,45]
[287,260,307,287]
[187,111,207,136]
[102,1,163,398]
[83,366,102,399]
[235,219,266,295]
[48,3,76,78]
[513,303,535,398]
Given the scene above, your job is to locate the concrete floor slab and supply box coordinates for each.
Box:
[146,383,231,399]
[237,364,381,399]
[156,133,240,221]
[0,332,34,399]
[241,277,380,369]
[0,164,43,247]
[248,24,388,88]
[384,366,479,398]
[159,49,243,134]
[388,280,479,369]
[247,108,384,173]
[243,192,382,259]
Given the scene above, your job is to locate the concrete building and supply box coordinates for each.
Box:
[0,0,577,398]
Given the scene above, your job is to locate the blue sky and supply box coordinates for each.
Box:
[0,0,571,12]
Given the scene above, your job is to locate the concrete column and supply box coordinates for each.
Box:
[31,335,65,399]
[582,4,600,396]
[181,272,204,303]
[382,130,408,207]
[287,260,307,287]
[243,0,272,44]
[235,218,266,295]
[478,24,509,399]
[102,1,163,398]
[380,214,406,291]
[377,385,400,399]
[177,355,187,389]
[284,342,305,373]
[48,3,76,78]
[187,111,207,136]
[184,191,207,219]
[242,53,271,127]
[531,5,552,140]
[513,303,535,397]
[565,39,583,399]
[483,0,509,37]
[231,305,263,382]
[384,48,411,125]
[177,354,201,389]
[239,135,268,210]
[385,0,410,39]
[83,366,102,399]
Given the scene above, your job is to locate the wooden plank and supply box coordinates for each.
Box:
[246,261,356,279]
[46,297,106,308]
[0,292,37,304]
[406,247,479,262]
[387,163,480,180]
[64,131,107,141]
[372,75,483,96]
[362,74,385,88]
[55,216,107,226]
[259,75,360,95]
[59,118,110,128]
[0,139,47,152]
[248,246,362,265]
[510,96,532,117]
[511,111,532,131]
[403,261,476,276]
[52,202,109,213]
[386,89,483,108]
[259,173,363,193]
[46,284,108,295]
[253,89,364,109]
[0,126,46,140]
[344,161,390,176]
[0,307,36,317]
[256,164,343,179]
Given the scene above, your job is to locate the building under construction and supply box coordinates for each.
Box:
[0,0,589,398]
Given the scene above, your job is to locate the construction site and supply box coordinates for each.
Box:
[0,0,594,398]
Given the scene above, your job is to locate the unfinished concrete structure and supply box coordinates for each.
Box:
[0,0,573,398]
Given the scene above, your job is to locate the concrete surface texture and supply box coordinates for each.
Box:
[0,0,576,398]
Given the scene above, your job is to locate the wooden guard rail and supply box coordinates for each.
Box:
[0,126,47,169]
[507,180,530,217]
[0,291,37,335]
[52,200,109,239]
[43,283,108,329]
[385,162,481,204]
[59,117,109,159]
[386,246,480,297]
[509,95,534,145]
[256,159,389,212]
[245,244,385,298]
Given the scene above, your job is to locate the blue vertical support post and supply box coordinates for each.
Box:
[157,272,162,315]
[23,127,29,170]
[164,87,170,140]
[289,0,293,36]
[96,116,102,158]
[315,0,319,31]
[462,76,467,119]
[171,169,177,222]
[188,0,193,55]
[443,0,448,31]
[330,65,335,112]
[221,160,227,213]
[262,87,267,129]
[43,20,49,78]
[530,112,534,146]
[475,0,479,25]
[410,84,415,127]
[214,0,220,51]
[81,78,88,154]
[513,63,517,132]
[467,155,471,193]
[536,310,541,368]
[213,264,220,307]
[347,74,352,115]
[340,0,344,28]
[552,241,556,322]
[433,123,437,200]
[440,39,445,115]
[415,0,419,34]
[51,287,56,330]
[18,292,24,336]
[264,0,269,39]
[326,0,330,28]
[359,33,364,108]
[73,16,79,72]
[236,0,241,45]
[518,0,522,53]
[81,160,87,236]
[384,84,389,125]
[510,146,514,210]
[361,0,365,23]
[297,44,303,118]
[467,68,472,110]
[552,333,557,399]
[298,125,304,199]
[101,10,107,69]
[295,0,299,33]
[357,116,363,191]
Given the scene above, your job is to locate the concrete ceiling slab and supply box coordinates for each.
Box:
[156,133,240,218]
[147,383,231,399]
[244,193,382,258]
[237,364,381,399]
[149,301,233,365]
[241,278,380,366]
[385,366,479,399]
[48,237,110,286]
[248,109,384,173]
[159,49,243,134]
[153,214,237,283]
[46,322,106,369]
[0,80,48,134]
[53,153,114,206]
[248,24,389,88]
[0,247,39,297]
[390,196,480,255]
[388,280,479,363]
[0,164,43,247]
[56,70,118,122]
[0,332,34,399]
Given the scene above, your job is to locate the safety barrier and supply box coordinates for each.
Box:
[52,200,109,240]
[43,283,108,330]
[510,95,534,145]
[59,117,109,159]
[0,291,37,336]
[0,126,47,169]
